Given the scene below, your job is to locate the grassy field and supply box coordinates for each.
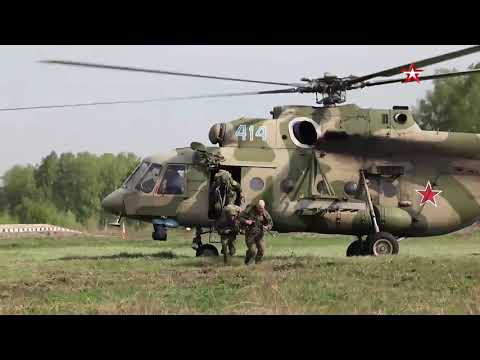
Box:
[1,228,480,314]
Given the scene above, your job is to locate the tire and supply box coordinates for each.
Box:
[152,226,167,241]
[367,232,399,256]
[346,240,363,257]
[196,244,219,257]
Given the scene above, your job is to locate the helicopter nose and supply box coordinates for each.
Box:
[102,190,125,215]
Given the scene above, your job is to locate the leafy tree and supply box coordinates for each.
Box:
[98,152,139,199]
[15,198,76,226]
[2,165,40,214]
[0,151,140,227]
[34,151,59,200]
[414,63,480,132]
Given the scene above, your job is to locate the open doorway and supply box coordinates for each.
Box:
[208,166,242,219]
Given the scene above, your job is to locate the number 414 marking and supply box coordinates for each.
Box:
[235,125,267,141]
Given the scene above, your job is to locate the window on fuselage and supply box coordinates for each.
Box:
[157,164,186,195]
[136,164,163,193]
[123,161,150,190]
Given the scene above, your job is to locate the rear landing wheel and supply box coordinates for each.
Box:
[366,232,399,256]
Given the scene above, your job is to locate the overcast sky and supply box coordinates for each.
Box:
[0,45,478,176]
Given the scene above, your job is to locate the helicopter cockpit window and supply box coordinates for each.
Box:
[123,161,150,190]
[158,164,186,195]
[136,164,163,193]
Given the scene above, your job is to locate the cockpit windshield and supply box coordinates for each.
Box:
[123,161,150,190]
[136,164,163,193]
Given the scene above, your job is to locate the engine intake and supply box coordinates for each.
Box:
[209,123,227,146]
[288,117,320,148]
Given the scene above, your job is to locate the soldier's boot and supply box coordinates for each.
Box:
[221,241,228,264]
[245,249,256,265]
[228,241,236,256]
[255,251,264,264]
[245,237,257,265]
[255,240,265,264]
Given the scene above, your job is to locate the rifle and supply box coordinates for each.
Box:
[264,227,277,238]
[240,213,276,238]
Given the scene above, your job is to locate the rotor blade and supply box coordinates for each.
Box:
[0,88,299,112]
[356,68,480,88]
[348,45,480,85]
[166,88,299,99]
[40,60,300,87]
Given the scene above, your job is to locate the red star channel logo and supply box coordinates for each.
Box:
[416,181,442,207]
[402,64,423,83]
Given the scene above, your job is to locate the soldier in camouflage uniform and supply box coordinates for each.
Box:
[214,204,242,264]
[211,169,243,218]
[240,199,273,265]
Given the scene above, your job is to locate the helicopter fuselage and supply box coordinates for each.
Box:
[102,104,480,238]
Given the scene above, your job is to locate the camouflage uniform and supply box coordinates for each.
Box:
[215,204,242,264]
[240,200,273,265]
[211,169,243,218]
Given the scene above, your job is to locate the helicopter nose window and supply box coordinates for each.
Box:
[158,164,186,195]
[136,164,163,193]
[123,161,150,190]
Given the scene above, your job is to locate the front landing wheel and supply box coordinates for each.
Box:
[152,226,167,241]
[367,232,399,256]
[196,244,219,257]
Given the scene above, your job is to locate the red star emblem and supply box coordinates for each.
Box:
[402,64,423,83]
[416,181,442,207]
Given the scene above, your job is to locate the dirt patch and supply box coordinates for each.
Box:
[57,251,181,261]
[273,262,305,272]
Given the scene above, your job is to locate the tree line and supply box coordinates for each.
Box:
[0,151,139,228]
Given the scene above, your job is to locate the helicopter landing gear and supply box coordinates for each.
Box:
[350,170,399,256]
[152,224,167,241]
[196,244,219,257]
[366,232,399,256]
[346,233,399,257]
[192,226,202,250]
[192,226,219,257]
[346,236,370,257]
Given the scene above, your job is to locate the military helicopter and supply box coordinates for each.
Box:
[18,45,480,257]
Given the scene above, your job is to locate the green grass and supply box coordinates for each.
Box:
[1,229,480,314]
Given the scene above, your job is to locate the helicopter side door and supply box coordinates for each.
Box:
[207,166,242,219]
[176,164,212,226]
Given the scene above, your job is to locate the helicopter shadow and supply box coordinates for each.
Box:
[55,251,189,261]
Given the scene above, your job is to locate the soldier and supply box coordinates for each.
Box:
[214,204,242,264]
[240,199,273,265]
[211,169,243,218]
